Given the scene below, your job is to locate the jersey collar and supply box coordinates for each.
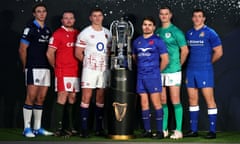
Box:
[33,19,46,28]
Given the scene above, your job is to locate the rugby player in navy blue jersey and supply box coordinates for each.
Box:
[19,3,53,138]
[132,16,169,139]
[184,9,223,139]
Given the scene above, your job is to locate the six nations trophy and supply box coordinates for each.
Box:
[107,17,136,140]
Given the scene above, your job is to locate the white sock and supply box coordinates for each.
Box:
[23,106,33,129]
[33,106,43,130]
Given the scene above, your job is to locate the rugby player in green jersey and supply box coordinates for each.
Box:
[155,6,189,139]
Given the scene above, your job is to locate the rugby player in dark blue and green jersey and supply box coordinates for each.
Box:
[132,17,169,139]
[19,3,53,138]
[184,9,223,139]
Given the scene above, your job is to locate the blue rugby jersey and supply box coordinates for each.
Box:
[132,34,168,79]
[20,20,51,68]
[186,25,221,70]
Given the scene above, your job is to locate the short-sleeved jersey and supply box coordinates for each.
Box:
[186,25,222,70]
[155,23,187,73]
[20,20,51,68]
[75,26,112,72]
[132,34,168,79]
[48,26,79,76]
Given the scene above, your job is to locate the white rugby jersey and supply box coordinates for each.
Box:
[76,26,112,71]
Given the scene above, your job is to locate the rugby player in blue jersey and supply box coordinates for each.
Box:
[19,3,53,138]
[184,9,223,139]
[132,16,169,139]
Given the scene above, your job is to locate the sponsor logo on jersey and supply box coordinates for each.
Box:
[188,40,204,46]
[66,42,75,47]
[23,28,30,35]
[49,37,54,44]
[165,32,171,38]
[38,35,49,43]
[138,47,152,57]
[96,42,105,52]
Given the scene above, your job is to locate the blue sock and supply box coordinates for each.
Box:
[189,106,199,132]
[80,107,89,130]
[142,109,151,132]
[155,108,163,132]
[208,108,217,133]
[95,106,104,131]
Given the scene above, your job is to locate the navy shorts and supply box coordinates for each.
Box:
[186,69,214,88]
[136,77,162,94]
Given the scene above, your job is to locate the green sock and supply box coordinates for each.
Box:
[173,103,183,131]
[55,103,64,130]
[162,104,168,131]
[67,103,74,130]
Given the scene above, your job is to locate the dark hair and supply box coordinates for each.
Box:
[89,8,104,16]
[142,16,156,26]
[192,9,206,17]
[32,3,47,13]
[159,6,172,13]
[62,10,75,18]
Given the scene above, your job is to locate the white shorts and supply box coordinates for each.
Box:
[25,68,50,86]
[81,68,110,88]
[55,77,80,92]
[161,71,181,86]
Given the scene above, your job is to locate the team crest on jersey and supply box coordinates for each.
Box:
[199,32,205,37]
[138,41,141,45]
[165,32,171,38]
[66,34,69,38]
[105,34,108,39]
[46,29,50,34]
[148,40,154,45]
[90,35,95,39]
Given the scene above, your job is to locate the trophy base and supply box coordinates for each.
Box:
[108,134,135,140]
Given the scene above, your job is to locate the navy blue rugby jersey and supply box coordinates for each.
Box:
[20,20,51,68]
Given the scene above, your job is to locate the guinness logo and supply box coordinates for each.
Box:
[112,102,127,122]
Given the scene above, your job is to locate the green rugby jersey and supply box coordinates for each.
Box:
[155,24,187,73]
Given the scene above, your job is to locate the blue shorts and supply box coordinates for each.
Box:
[186,69,214,88]
[136,77,162,94]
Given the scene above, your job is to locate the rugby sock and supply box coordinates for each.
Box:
[208,108,217,133]
[80,102,89,130]
[142,109,151,132]
[23,104,33,129]
[33,104,43,130]
[67,103,74,130]
[155,108,163,132]
[95,103,104,131]
[174,103,183,131]
[55,103,64,130]
[189,106,199,132]
[162,104,168,131]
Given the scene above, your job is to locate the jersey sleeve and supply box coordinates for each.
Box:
[20,26,32,45]
[75,30,87,48]
[132,39,138,55]
[174,28,187,48]
[209,29,222,48]
[48,31,60,49]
